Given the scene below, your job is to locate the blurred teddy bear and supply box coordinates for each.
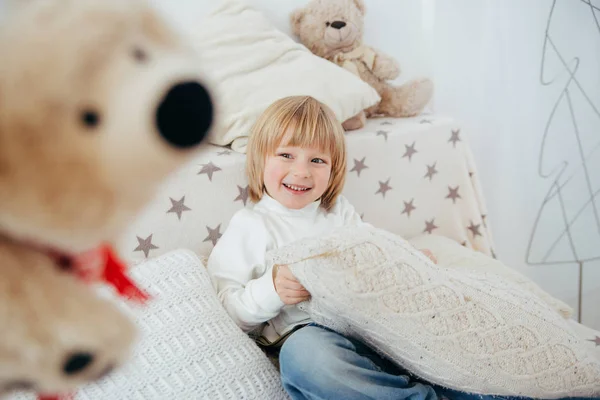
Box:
[0,0,214,397]
[291,0,434,130]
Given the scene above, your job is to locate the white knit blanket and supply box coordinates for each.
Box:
[10,250,289,400]
[267,226,600,399]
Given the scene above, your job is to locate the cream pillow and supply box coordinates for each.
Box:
[189,0,381,152]
[270,226,600,399]
[408,234,574,318]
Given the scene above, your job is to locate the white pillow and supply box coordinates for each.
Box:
[271,226,600,399]
[408,234,574,318]
[74,250,289,400]
[189,0,381,152]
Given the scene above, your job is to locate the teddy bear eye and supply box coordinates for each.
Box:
[81,108,101,129]
[132,46,149,63]
[325,21,331,27]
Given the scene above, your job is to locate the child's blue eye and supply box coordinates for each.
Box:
[278,153,292,159]
[312,158,326,164]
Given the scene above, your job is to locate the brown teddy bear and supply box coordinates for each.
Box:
[0,0,214,398]
[291,0,434,130]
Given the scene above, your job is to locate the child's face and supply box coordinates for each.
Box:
[264,143,332,210]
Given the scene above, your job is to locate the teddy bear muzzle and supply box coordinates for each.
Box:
[156,80,214,149]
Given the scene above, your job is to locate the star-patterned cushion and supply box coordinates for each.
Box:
[117,115,496,266]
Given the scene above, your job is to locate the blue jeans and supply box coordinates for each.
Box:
[278,324,593,400]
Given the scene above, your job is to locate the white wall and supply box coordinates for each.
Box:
[432,0,600,329]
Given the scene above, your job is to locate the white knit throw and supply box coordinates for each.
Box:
[266,226,600,399]
[9,250,289,400]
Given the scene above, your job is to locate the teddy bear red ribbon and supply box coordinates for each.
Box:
[50,244,151,303]
[38,394,74,400]
[37,244,150,400]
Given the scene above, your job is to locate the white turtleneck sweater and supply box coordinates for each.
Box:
[207,194,365,342]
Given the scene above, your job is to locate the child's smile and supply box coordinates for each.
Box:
[282,183,312,193]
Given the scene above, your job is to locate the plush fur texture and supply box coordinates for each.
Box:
[0,0,214,396]
[0,238,137,395]
[291,0,434,130]
[0,0,213,252]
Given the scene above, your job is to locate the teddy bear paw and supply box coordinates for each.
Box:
[400,78,434,117]
[342,111,366,131]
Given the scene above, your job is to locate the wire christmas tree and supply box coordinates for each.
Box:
[526,0,600,322]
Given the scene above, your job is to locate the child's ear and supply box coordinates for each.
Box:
[290,8,306,37]
[353,0,365,15]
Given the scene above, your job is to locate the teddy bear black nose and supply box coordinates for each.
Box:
[330,20,346,29]
[156,81,213,149]
[63,352,94,375]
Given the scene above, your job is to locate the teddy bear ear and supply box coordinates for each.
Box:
[353,0,366,15]
[290,8,306,36]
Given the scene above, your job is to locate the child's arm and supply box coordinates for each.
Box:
[207,210,284,332]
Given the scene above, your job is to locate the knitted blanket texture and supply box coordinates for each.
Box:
[266,226,600,399]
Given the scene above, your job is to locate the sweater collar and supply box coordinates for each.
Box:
[256,194,322,217]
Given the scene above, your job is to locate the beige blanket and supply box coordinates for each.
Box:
[267,226,600,399]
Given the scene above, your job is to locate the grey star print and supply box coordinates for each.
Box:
[167,196,191,220]
[449,129,461,147]
[423,219,438,234]
[588,336,600,346]
[375,178,392,198]
[203,224,222,246]
[350,157,369,176]
[198,161,222,181]
[380,121,392,125]
[446,186,461,203]
[234,185,250,206]
[217,149,232,156]
[376,130,389,141]
[467,221,482,237]
[424,163,438,181]
[401,199,416,217]
[420,119,432,124]
[134,234,159,258]
[402,142,417,162]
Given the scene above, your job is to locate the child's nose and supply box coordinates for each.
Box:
[292,162,310,177]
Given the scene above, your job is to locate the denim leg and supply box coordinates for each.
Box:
[279,324,438,400]
[436,388,599,400]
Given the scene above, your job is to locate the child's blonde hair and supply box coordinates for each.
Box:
[246,96,347,211]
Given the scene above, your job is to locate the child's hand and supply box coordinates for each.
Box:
[420,249,437,264]
[273,265,311,305]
